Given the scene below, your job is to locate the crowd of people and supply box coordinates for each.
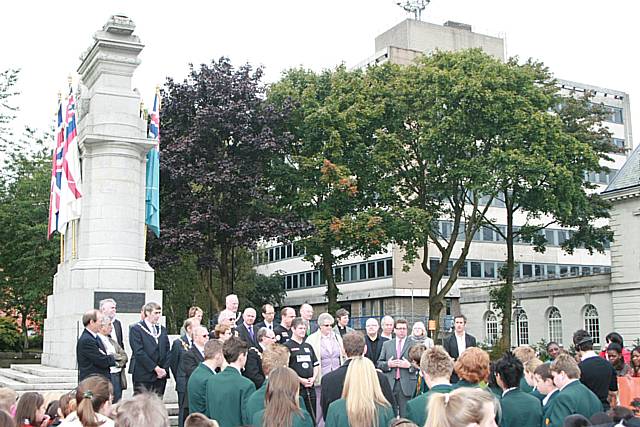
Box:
[1,295,640,427]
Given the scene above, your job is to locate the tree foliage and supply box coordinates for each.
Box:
[0,68,19,145]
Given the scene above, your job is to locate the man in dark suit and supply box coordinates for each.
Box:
[179,325,208,423]
[495,352,542,427]
[377,318,418,417]
[364,318,388,364]
[169,318,197,427]
[321,332,395,421]
[236,307,258,346]
[442,314,476,383]
[255,304,276,331]
[129,301,171,397]
[243,326,276,388]
[76,309,119,381]
[99,298,124,349]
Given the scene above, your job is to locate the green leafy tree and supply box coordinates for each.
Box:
[0,68,19,144]
[268,66,391,313]
[0,128,59,349]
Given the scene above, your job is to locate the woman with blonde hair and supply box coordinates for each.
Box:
[60,375,113,427]
[425,387,499,427]
[252,367,313,427]
[453,347,490,388]
[325,357,394,427]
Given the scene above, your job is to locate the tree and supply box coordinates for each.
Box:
[267,66,391,313]
[0,128,59,349]
[0,68,19,144]
[150,58,301,312]
[368,50,515,339]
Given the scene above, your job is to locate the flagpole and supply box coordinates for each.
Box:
[72,220,77,259]
[60,235,65,264]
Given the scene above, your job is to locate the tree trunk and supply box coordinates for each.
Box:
[428,295,444,343]
[218,244,231,302]
[322,249,339,314]
[21,311,29,350]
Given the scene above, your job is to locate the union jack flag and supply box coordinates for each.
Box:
[47,100,65,238]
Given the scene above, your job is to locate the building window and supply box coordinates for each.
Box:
[516,311,529,346]
[485,312,499,346]
[548,307,563,345]
[605,106,624,124]
[583,305,600,345]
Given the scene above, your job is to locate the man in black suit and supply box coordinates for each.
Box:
[442,314,476,383]
[364,318,388,364]
[236,307,258,346]
[76,309,119,381]
[243,326,276,388]
[99,298,124,349]
[321,332,395,421]
[169,318,197,427]
[255,304,276,331]
[129,301,171,397]
[179,325,209,424]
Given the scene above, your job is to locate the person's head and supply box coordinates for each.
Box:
[590,412,612,425]
[14,392,45,425]
[261,304,275,323]
[300,304,314,321]
[261,344,291,376]
[0,410,15,427]
[494,352,523,390]
[291,317,306,340]
[242,307,256,326]
[99,298,117,320]
[425,387,498,427]
[184,412,219,427]
[523,358,543,387]
[223,337,249,367]
[454,347,490,385]
[317,313,335,336]
[214,324,233,342]
[280,307,296,328]
[183,317,197,338]
[143,302,162,325]
[572,329,594,353]
[192,325,209,348]
[394,319,409,339]
[82,309,102,333]
[631,346,640,369]
[188,306,204,323]
[607,343,623,367]
[0,387,17,414]
[335,308,350,327]
[342,357,391,427]
[264,367,303,427]
[550,353,581,388]
[562,414,591,427]
[342,333,366,358]
[381,316,394,336]
[546,342,561,360]
[534,363,556,395]
[75,375,113,423]
[365,318,379,337]
[454,315,467,334]
[412,322,427,338]
[606,332,624,347]
[217,309,236,327]
[609,406,634,423]
[203,338,224,364]
[57,392,76,418]
[409,344,427,369]
[139,304,146,320]
[98,314,113,336]
[512,346,536,364]
[421,345,454,384]
[389,419,419,427]
[225,294,239,312]
[257,327,277,346]
[114,392,169,427]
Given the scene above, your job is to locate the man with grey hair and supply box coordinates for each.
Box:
[225,294,240,321]
[380,315,395,340]
[244,326,277,388]
[237,307,258,346]
[364,317,388,364]
[99,298,124,349]
[114,392,170,427]
[300,303,318,337]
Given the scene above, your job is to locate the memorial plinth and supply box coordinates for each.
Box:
[42,15,161,369]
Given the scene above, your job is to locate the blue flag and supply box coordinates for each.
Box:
[145,92,160,237]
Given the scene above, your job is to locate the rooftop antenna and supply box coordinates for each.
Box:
[396,0,430,21]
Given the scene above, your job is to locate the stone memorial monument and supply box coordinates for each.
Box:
[42,15,161,369]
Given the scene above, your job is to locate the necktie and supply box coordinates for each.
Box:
[155,325,160,335]
[249,326,254,340]
[395,339,403,380]
[268,324,272,330]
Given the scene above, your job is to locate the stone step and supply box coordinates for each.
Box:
[0,374,76,392]
[0,368,76,384]
[11,364,77,378]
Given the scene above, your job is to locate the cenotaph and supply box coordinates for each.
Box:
[42,15,162,369]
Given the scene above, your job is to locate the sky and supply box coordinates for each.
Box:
[1,0,638,149]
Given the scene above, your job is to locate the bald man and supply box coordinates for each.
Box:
[300,303,318,337]
[237,307,258,346]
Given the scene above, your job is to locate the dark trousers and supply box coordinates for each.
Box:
[177,390,186,427]
[134,378,167,398]
[393,379,410,418]
[300,385,317,424]
[110,372,123,403]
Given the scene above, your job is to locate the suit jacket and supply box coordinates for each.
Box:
[325,399,395,427]
[181,345,205,379]
[129,320,171,384]
[365,334,388,365]
[255,321,275,331]
[169,335,191,392]
[187,362,216,416]
[112,318,124,349]
[243,345,265,389]
[236,323,258,347]
[543,380,603,427]
[321,358,396,420]
[377,337,418,398]
[499,388,542,427]
[406,383,453,427]
[76,329,116,381]
[205,366,256,427]
[443,332,476,382]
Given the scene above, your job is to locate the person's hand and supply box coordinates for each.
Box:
[398,358,411,369]
[154,366,167,379]
[388,357,398,368]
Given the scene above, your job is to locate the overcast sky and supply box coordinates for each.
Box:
[1,0,638,148]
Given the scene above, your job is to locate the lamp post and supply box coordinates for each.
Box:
[408,281,414,323]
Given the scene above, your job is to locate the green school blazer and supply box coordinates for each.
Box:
[325,399,395,427]
[542,380,602,427]
[187,362,215,415]
[205,366,256,427]
[406,383,453,427]
[499,388,542,427]
[252,408,313,427]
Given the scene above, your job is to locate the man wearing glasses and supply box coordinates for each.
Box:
[256,304,276,331]
[243,327,276,388]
